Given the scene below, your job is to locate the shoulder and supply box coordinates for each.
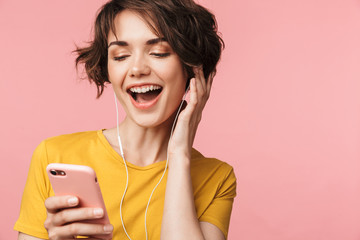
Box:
[191,148,235,176]
[42,130,101,150]
[190,149,236,195]
[36,130,106,163]
[44,130,100,144]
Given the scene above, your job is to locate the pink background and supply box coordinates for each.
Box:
[1,0,360,239]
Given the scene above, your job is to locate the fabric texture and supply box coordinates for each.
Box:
[14,130,237,239]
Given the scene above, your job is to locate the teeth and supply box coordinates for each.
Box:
[130,85,161,93]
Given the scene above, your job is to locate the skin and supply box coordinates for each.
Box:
[19,9,225,240]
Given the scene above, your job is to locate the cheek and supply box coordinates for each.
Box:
[107,62,127,86]
[156,60,187,87]
[107,62,116,81]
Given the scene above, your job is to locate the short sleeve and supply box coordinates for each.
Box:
[14,141,51,239]
[199,166,237,238]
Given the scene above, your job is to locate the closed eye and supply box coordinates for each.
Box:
[114,55,130,61]
[151,53,170,58]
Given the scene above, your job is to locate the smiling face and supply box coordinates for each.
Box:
[107,10,187,128]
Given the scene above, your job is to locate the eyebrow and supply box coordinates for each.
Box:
[108,37,166,48]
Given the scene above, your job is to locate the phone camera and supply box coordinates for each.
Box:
[50,170,57,175]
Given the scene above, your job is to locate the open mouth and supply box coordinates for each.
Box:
[127,85,163,103]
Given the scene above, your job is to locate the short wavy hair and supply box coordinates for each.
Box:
[75,0,224,97]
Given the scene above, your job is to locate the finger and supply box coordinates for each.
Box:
[196,66,206,89]
[52,207,105,226]
[206,73,214,97]
[176,78,197,123]
[193,67,205,95]
[187,77,198,113]
[45,196,79,214]
[49,223,113,239]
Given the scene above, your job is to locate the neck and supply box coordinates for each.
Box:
[115,114,176,167]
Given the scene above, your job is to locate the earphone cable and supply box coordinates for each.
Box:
[144,87,189,240]
[114,92,132,240]
[114,86,189,240]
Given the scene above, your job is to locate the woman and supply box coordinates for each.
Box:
[15,0,236,239]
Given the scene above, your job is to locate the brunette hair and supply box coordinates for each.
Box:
[75,0,224,97]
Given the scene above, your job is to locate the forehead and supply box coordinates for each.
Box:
[108,9,160,43]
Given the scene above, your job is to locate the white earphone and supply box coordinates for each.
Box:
[113,85,189,240]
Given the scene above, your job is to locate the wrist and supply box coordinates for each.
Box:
[168,152,191,168]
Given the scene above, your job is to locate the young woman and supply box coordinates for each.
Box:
[15,0,236,239]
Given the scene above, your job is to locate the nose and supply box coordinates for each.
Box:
[129,53,151,78]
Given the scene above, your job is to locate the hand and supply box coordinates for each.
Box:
[44,195,113,240]
[168,66,213,161]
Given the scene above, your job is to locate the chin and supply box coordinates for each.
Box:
[129,108,177,130]
[128,114,166,129]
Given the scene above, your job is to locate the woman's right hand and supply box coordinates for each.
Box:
[44,195,113,239]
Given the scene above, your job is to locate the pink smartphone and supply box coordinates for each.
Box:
[46,163,110,226]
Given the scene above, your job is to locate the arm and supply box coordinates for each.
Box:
[161,67,226,240]
[162,154,225,240]
[18,232,44,240]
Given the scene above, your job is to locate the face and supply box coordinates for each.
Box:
[107,10,187,128]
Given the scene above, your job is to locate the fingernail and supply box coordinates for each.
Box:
[94,208,104,217]
[68,197,78,206]
[104,224,113,233]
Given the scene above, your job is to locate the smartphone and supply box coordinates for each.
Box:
[46,163,110,226]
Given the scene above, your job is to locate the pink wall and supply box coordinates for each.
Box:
[1,0,359,239]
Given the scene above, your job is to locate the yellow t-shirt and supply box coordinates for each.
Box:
[14,130,236,239]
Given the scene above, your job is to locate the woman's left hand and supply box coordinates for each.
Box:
[168,66,213,161]
[162,67,222,239]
